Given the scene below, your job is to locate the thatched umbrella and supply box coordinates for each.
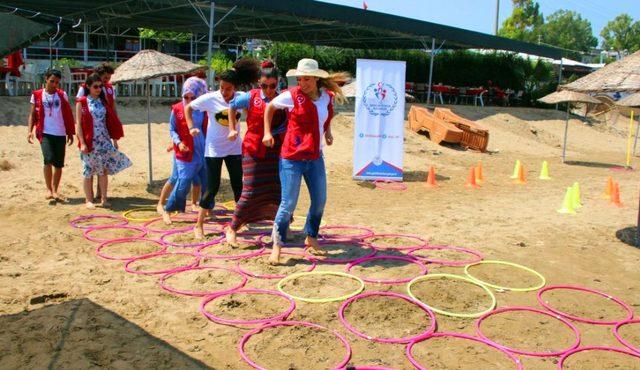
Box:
[111,49,205,184]
[562,50,640,93]
[616,92,640,163]
[538,90,601,162]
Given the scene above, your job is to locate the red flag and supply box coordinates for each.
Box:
[363,1,368,10]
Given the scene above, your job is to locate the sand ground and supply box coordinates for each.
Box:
[0,97,639,369]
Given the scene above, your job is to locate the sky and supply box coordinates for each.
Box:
[319,0,640,44]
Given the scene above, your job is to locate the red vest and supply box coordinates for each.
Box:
[281,86,334,161]
[32,89,75,142]
[77,96,124,152]
[80,82,116,109]
[171,102,208,162]
[243,89,269,158]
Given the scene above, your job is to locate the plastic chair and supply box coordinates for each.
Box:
[474,90,486,107]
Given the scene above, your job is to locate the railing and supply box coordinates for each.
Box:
[23,46,199,64]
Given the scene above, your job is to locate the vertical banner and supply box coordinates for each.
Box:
[353,59,406,181]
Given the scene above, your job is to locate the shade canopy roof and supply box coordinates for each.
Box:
[4,0,563,58]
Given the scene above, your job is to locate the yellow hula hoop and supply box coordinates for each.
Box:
[277,271,365,303]
[407,273,497,318]
[463,260,546,292]
[122,207,176,222]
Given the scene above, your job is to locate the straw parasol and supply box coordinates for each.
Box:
[616,92,640,166]
[617,92,640,107]
[111,49,205,184]
[562,50,640,93]
[538,90,601,162]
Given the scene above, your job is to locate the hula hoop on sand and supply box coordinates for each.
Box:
[406,332,524,370]
[305,241,377,264]
[614,320,640,354]
[142,215,197,234]
[345,256,427,285]
[235,251,316,280]
[464,260,546,292]
[197,240,266,260]
[339,291,436,343]
[350,367,397,370]
[373,180,408,191]
[159,228,223,248]
[123,207,172,222]
[277,271,365,303]
[319,225,375,242]
[363,234,428,251]
[238,320,352,370]
[124,251,199,275]
[96,237,167,261]
[475,306,581,357]
[557,346,640,369]
[83,225,146,243]
[159,265,247,297]
[408,245,484,266]
[407,274,496,318]
[537,285,635,325]
[70,214,128,229]
[200,289,295,326]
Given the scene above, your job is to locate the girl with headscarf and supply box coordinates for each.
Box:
[160,76,208,224]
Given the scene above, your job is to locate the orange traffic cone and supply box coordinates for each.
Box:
[475,161,484,184]
[465,166,480,188]
[514,163,527,184]
[603,177,614,200]
[426,166,438,187]
[610,181,623,207]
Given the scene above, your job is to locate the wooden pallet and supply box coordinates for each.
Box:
[434,108,489,152]
[409,105,463,145]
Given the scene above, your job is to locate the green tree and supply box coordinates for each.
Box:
[600,14,640,53]
[138,28,191,51]
[541,10,597,57]
[498,0,544,43]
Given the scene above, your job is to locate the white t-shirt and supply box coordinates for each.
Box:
[30,91,69,136]
[190,90,242,157]
[271,89,331,149]
[76,85,116,100]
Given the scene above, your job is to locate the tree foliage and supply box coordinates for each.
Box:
[600,14,640,53]
[542,10,597,57]
[498,0,544,43]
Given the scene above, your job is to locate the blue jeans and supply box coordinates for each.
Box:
[272,156,327,245]
[165,160,207,213]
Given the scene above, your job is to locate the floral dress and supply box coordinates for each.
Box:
[80,96,132,178]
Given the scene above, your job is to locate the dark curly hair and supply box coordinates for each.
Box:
[94,62,115,76]
[219,57,260,87]
[83,73,106,101]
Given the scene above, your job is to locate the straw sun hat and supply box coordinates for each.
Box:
[286,58,329,78]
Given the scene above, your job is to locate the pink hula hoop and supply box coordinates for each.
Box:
[475,306,581,357]
[613,320,640,354]
[406,332,524,370]
[537,285,635,325]
[345,256,427,285]
[363,234,428,251]
[142,215,197,234]
[339,291,436,344]
[305,241,377,264]
[83,224,146,243]
[70,214,128,229]
[159,265,247,297]
[238,320,351,370]
[236,251,316,279]
[257,234,310,249]
[200,289,295,326]
[320,225,376,242]
[96,237,167,261]
[408,245,484,266]
[373,180,408,191]
[349,367,397,370]
[557,346,640,369]
[124,251,199,275]
[197,238,266,260]
[159,228,223,248]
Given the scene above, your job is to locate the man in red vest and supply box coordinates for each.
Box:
[27,69,75,202]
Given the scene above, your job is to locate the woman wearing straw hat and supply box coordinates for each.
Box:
[263,58,349,264]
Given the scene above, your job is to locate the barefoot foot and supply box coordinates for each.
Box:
[225,227,237,245]
[268,244,282,265]
[162,211,172,225]
[305,236,326,255]
[85,202,96,210]
[194,226,204,240]
[156,202,164,215]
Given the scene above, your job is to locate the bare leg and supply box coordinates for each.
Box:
[157,181,174,214]
[83,177,95,209]
[43,164,54,199]
[98,171,110,208]
[225,226,237,245]
[191,185,201,212]
[52,167,65,201]
[194,208,206,239]
[268,243,282,265]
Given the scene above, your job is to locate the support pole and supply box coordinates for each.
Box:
[494,0,500,35]
[626,110,634,168]
[426,37,435,106]
[83,24,89,63]
[147,79,153,184]
[633,112,639,156]
[206,1,215,89]
[190,33,193,62]
[562,104,570,163]
[556,58,563,110]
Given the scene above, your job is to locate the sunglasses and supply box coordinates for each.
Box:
[183,95,196,101]
[91,84,103,89]
[260,82,277,90]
